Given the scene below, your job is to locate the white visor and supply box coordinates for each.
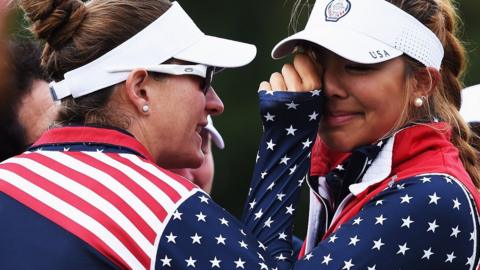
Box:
[50,1,256,100]
[460,85,480,123]
[272,0,444,70]
[204,116,225,149]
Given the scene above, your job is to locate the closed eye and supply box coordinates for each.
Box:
[345,64,377,73]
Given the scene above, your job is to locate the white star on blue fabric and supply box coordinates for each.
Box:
[308,111,319,121]
[285,125,298,136]
[234,258,245,269]
[397,242,410,255]
[264,112,276,122]
[266,139,276,151]
[279,155,290,165]
[422,247,434,259]
[190,233,202,244]
[185,256,197,267]
[161,255,172,266]
[302,138,313,149]
[286,101,299,110]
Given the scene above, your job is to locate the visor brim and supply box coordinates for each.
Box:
[176,35,256,68]
[272,26,403,64]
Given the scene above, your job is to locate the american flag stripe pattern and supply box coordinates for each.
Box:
[0,149,196,270]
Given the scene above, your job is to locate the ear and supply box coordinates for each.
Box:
[411,67,441,99]
[124,69,151,114]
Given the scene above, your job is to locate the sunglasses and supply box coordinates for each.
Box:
[109,64,214,95]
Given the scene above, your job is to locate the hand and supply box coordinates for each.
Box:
[259,53,322,93]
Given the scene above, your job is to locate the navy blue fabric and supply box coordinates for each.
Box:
[294,175,480,269]
[0,192,118,270]
[29,142,143,157]
[156,191,277,269]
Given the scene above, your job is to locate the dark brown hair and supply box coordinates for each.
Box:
[0,39,48,161]
[387,0,480,188]
[18,0,171,128]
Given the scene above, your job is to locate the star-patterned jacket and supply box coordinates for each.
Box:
[0,90,324,270]
[297,123,480,270]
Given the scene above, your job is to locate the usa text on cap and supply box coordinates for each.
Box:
[272,0,444,70]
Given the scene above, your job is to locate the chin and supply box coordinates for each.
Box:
[320,131,356,152]
[185,149,204,168]
[189,158,203,169]
[156,151,203,169]
[325,140,355,153]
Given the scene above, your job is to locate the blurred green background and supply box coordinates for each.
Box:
[8,0,480,238]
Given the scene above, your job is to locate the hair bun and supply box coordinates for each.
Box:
[20,0,87,50]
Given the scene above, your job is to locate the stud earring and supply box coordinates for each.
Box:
[414,97,424,107]
[142,104,149,113]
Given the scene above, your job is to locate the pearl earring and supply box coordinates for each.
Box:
[142,104,149,113]
[414,97,424,107]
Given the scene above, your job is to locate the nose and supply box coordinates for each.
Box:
[206,87,224,116]
[323,67,348,100]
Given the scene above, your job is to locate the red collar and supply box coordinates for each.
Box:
[311,123,469,181]
[390,123,469,180]
[33,126,154,162]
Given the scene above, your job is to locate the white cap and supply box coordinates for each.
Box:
[50,1,256,100]
[204,116,224,149]
[272,0,444,70]
[460,84,480,123]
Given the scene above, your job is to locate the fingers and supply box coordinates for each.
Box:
[270,72,287,91]
[293,53,322,91]
[258,81,271,91]
[282,63,303,91]
[259,53,323,93]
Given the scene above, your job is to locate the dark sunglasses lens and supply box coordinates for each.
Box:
[202,67,214,94]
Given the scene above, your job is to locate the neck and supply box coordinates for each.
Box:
[127,119,155,161]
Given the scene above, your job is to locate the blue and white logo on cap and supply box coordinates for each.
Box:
[325,0,351,22]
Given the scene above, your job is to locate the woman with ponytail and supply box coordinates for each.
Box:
[251,0,480,268]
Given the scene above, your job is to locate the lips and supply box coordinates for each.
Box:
[196,120,208,134]
[324,110,363,127]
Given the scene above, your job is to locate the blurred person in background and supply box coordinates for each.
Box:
[0,39,57,161]
[0,3,11,108]
[171,116,224,193]
[460,84,480,154]
[461,84,480,133]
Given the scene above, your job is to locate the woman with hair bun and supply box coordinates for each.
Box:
[0,0,325,269]
[250,0,480,268]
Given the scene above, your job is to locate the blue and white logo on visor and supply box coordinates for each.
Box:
[325,0,351,22]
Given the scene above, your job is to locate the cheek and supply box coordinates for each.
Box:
[320,84,405,151]
[363,85,405,126]
[359,86,405,143]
